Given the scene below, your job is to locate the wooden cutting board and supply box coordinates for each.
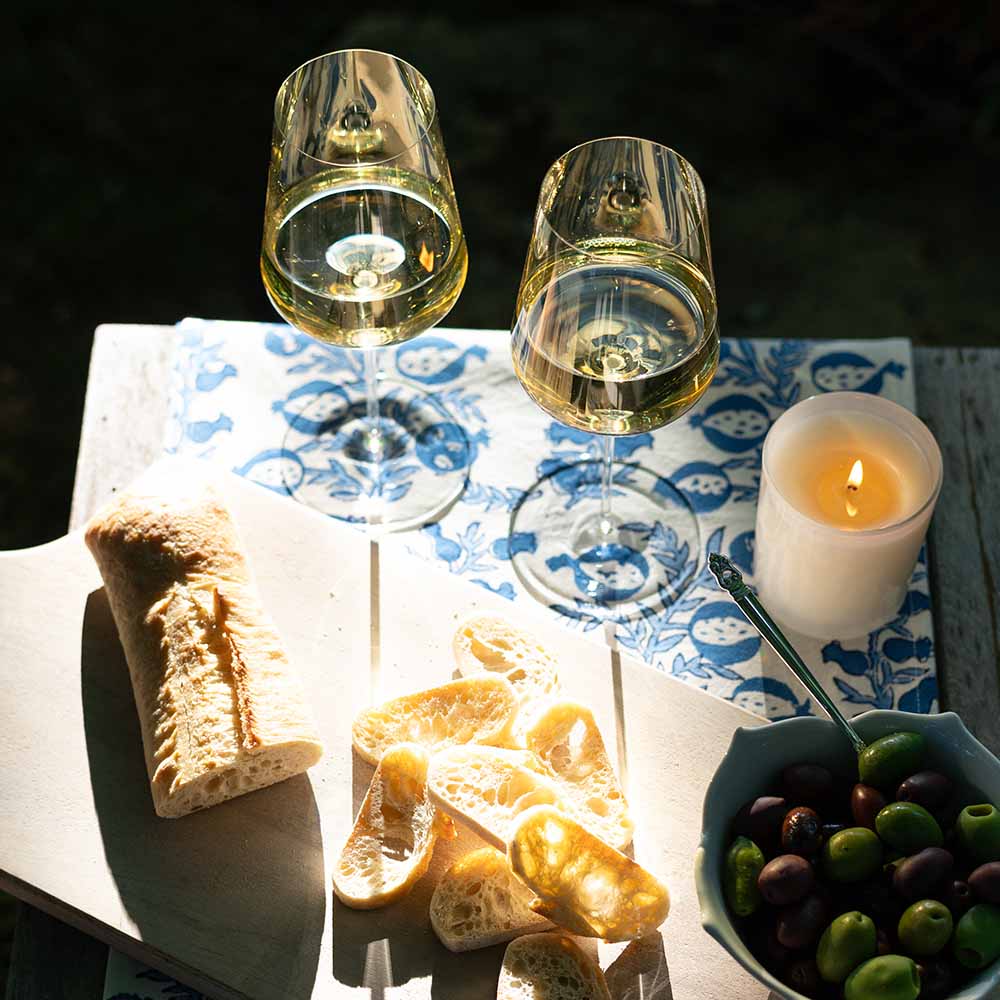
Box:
[0,459,767,1000]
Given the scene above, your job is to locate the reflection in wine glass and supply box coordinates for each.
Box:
[261,50,468,530]
[509,137,719,616]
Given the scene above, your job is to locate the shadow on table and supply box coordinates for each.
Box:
[605,934,674,999]
[81,587,325,999]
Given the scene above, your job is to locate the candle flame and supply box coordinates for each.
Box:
[845,459,863,518]
[847,459,864,490]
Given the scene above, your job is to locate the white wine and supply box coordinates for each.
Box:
[262,165,467,348]
[511,240,719,434]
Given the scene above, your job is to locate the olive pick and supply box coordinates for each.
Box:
[708,554,867,754]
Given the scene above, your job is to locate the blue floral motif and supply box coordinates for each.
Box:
[167,326,237,456]
[166,321,935,724]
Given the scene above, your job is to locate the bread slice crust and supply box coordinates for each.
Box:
[84,486,323,818]
[497,932,611,1000]
[333,743,452,909]
[507,805,670,942]
[351,675,518,765]
[429,846,552,952]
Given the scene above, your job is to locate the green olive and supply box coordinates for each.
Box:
[875,802,943,853]
[843,955,920,1000]
[897,899,953,957]
[953,903,1000,970]
[956,804,1000,865]
[822,827,883,883]
[723,836,764,917]
[857,732,926,790]
[816,911,878,983]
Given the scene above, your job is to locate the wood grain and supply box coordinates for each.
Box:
[915,346,1000,753]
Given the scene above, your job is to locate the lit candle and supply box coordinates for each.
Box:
[754,392,942,639]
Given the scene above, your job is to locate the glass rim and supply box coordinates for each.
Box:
[272,48,438,168]
[760,391,944,539]
[538,135,708,256]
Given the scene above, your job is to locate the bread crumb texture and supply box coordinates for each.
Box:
[427,746,562,850]
[497,933,611,1000]
[351,675,518,765]
[334,743,451,909]
[525,701,634,851]
[452,616,560,712]
[429,846,551,952]
[508,806,669,942]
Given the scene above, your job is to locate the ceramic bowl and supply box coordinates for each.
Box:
[695,710,1000,1000]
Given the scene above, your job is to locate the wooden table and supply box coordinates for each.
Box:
[7,326,1000,1000]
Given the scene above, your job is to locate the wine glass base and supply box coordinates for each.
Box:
[279,377,469,532]
[509,460,700,618]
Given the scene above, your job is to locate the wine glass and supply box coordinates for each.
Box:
[261,50,468,529]
[509,137,719,616]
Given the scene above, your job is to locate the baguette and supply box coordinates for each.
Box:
[429,846,552,952]
[497,933,611,1000]
[507,805,670,942]
[452,615,560,708]
[333,743,453,909]
[428,745,562,850]
[84,485,323,819]
[524,701,633,851]
[351,675,518,766]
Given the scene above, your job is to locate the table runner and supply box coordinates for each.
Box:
[103,318,937,998]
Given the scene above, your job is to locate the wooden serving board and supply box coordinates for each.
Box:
[0,459,767,1000]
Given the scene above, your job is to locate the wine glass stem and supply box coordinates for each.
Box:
[599,435,614,533]
[363,347,382,454]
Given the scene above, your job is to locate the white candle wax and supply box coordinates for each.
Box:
[754,392,942,639]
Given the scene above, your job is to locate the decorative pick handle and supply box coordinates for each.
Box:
[708,555,867,755]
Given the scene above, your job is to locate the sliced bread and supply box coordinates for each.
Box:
[497,933,611,1000]
[351,675,518,765]
[333,743,453,909]
[524,701,634,851]
[427,745,562,850]
[452,616,560,706]
[429,846,552,952]
[507,805,670,942]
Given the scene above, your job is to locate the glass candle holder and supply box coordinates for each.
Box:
[754,392,942,639]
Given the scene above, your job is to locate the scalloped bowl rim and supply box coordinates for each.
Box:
[695,709,1000,1000]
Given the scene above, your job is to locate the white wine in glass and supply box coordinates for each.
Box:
[509,138,719,616]
[261,50,468,529]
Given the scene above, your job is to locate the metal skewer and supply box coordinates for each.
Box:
[708,554,867,754]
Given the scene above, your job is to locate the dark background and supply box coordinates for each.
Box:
[2,3,999,556]
[1,1,999,985]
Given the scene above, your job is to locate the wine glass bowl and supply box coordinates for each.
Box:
[509,137,719,615]
[260,50,469,529]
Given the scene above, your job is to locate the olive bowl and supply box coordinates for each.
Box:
[695,710,1000,1000]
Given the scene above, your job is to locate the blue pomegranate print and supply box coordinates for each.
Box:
[395,337,487,385]
[546,544,649,603]
[491,532,537,560]
[810,352,905,394]
[415,423,486,473]
[728,530,754,575]
[731,677,811,720]
[689,601,761,666]
[194,362,237,392]
[822,640,870,677]
[690,394,771,452]
[264,326,314,357]
[234,448,305,494]
[669,461,733,513]
[272,380,352,433]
